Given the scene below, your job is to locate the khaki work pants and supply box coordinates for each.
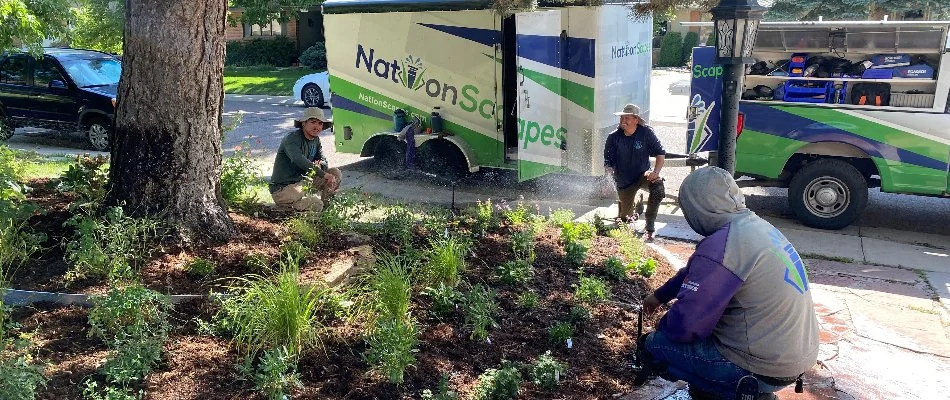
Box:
[617,176,665,233]
[271,168,342,212]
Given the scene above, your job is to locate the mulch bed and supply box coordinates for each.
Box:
[7,180,681,400]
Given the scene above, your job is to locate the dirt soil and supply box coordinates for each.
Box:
[9,181,681,400]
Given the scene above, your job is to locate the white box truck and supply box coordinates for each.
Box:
[322,0,653,180]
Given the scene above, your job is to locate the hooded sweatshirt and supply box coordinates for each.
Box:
[653,166,819,378]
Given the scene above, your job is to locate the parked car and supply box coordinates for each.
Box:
[293,71,331,108]
[0,48,120,151]
[668,79,690,95]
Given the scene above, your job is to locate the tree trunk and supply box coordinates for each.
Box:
[106,0,235,243]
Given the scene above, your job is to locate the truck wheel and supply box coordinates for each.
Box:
[418,140,468,181]
[374,136,406,171]
[85,118,112,152]
[0,118,13,141]
[788,159,868,230]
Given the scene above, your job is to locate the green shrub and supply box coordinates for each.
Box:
[183,257,216,278]
[464,284,498,342]
[221,142,264,212]
[472,360,522,400]
[364,315,420,385]
[0,201,45,285]
[217,265,330,357]
[510,230,535,263]
[372,253,413,320]
[470,199,499,235]
[706,32,716,46]
[64,206,162,283]
[421,282,462,319]
[681,31,700,66]
[0,145,25,184]
[603,256,633,281]
[530,351,566,390]
[560,222,595,245]
[658,32,684,67]
[225,36,297,67]
[500,201,531,228]
[278,241,310,268]
[515,291,539,309]
[287,213,321,247]
[548,322,573,347]
[548,208,574,228]
[57,154,108,205]
[609,227,645,264]
[564,241,588,266]
[382,206,415,246]
[422,374,458,400]
[0,338,47,400]
[88,285,171,387]
[495,259,533,286]
[568,305,591,326]
[637,258,657,278]
[299,42,327,70]
[253,346,301,400]
[574,275,610,305]
[420,236,469,287]
[81,381,140,400]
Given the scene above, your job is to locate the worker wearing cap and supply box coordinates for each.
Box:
[269,107,342,212]
[604,103,666,242]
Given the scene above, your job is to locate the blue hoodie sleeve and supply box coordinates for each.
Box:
[604,133,616,169]
[657,254,744,343]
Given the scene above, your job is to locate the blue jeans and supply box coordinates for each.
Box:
[644,331,787,399]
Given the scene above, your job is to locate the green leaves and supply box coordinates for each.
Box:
[0,0,73,55]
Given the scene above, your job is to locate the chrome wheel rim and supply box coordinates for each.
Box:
[88,124,110,150]
[304,87,322,106]
[803,176,850,218]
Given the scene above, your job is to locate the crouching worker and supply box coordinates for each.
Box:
[637,166,819,400]
[269,108,342,212]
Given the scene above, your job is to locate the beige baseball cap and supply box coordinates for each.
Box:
[613,103,643,118]
[297,107,333,129]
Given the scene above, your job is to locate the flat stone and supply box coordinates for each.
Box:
[623,378,684,400]
[324,245,374,288]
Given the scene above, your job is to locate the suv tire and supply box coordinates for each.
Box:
[788,158,868,230]
[85,117,112,152]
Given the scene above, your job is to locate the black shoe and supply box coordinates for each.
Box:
[687,386,718,400]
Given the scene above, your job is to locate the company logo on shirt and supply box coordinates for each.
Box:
[681,278,700,292]
[767,228,809,294]
[634,141,643,150]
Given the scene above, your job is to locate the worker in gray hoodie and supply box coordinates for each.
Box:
[639,166,819,400]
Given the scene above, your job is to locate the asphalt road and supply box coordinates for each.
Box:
[6,99,950,237]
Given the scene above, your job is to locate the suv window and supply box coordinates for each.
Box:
[60,57,121,88]
[0,57,29,86]
[34,59,66,88]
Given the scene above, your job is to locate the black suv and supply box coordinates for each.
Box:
[0,48,120,151]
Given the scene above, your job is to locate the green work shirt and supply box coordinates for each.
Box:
[269,129,328,193]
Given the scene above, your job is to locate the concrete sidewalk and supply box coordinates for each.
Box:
[224,93,304,106]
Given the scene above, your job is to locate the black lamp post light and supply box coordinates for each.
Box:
[710,0,766,174]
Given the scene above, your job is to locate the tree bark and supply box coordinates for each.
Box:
[106,0,235,243]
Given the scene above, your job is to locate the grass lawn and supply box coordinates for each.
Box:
[223,67,319,96]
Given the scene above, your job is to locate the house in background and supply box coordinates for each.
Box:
[225,6,325,53]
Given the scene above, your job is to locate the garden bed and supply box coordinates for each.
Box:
[5,177,679,400]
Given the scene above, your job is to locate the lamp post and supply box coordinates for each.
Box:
[710,0,766,174]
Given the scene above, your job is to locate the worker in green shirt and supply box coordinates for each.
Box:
[269,108,342,212]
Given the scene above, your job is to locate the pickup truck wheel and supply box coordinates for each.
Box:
[86,118,112,152]
[302,84,324,108]
[0,118,13,140]
[788,159,868,230]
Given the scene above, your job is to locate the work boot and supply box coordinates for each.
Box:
[644,231,655,243]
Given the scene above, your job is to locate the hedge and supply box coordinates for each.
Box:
[657,32,683,67]
[226,36,297,67]
[299,42,327,71]
[681,31,699,66]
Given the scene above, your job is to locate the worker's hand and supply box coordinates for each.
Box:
[642,294,662,314]
[645,170,661,183]
[605,167,615,176]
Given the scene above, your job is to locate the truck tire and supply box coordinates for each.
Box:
[374,136,406,171]
[788,158,868,230]
[418,139,467,181]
